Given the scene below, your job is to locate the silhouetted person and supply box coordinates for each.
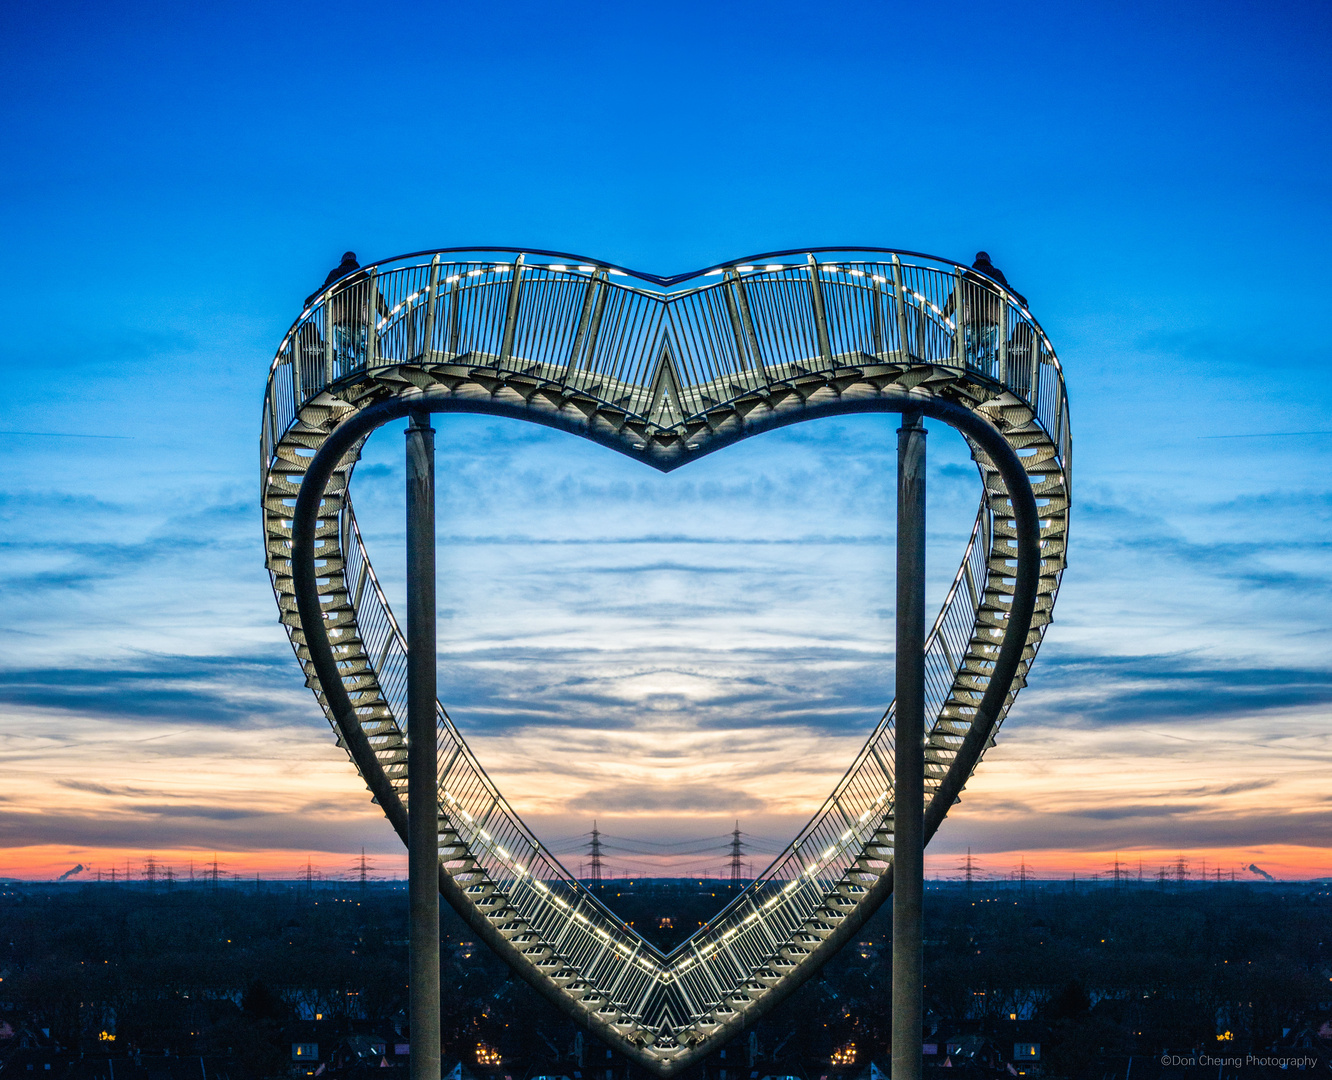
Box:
[942,250,1028,367]
[970,251,1026,308]
[305,251,361,309]
[302,251,389,370]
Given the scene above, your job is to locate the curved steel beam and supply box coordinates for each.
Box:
[290,389,1039,1074]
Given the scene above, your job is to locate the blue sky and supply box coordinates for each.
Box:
[1,0,1329,881]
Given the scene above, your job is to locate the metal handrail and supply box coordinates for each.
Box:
[265,252,1066,464]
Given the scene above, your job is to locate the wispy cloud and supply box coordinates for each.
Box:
[439,643,891,735]
[1015,651,1332,728]
[0,654,308,727]
[939,807,1332,853]
[0,806,398,854]
[567,785,766,814]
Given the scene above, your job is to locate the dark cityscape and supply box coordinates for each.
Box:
[2,873,1329,1079]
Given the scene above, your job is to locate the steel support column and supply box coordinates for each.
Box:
[406,410,440,1080]
[892,410,926,1080]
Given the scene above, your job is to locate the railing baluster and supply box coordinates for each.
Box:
[446,271,462,357]
[870,276,884,358]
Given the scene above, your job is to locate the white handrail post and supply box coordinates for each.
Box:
[806,254,834,366]
[734,270,764,376]
[953,268,967,369]
[499,253,525,366]
[324,297,334,385]
[1031,327,1042,408]
[891,255,911,360]
[420,255,442,361]
[870,276,885,358]
[292,334,303,403]
[723,269,751,372]
[366,269,380,369]
[564,268,603,379]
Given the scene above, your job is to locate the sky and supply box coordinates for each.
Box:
[1,0,1329,885]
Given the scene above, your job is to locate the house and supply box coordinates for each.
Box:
[921,1032,1007,1074]
[331,1033,402,1071]
[284,1019,331,1066]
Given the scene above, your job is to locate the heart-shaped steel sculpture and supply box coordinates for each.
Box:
[261,248,1070,1075]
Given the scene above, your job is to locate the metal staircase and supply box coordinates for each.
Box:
[261,248,1070,1074]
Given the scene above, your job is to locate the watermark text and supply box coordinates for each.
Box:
[1160,1052,1319,1069]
